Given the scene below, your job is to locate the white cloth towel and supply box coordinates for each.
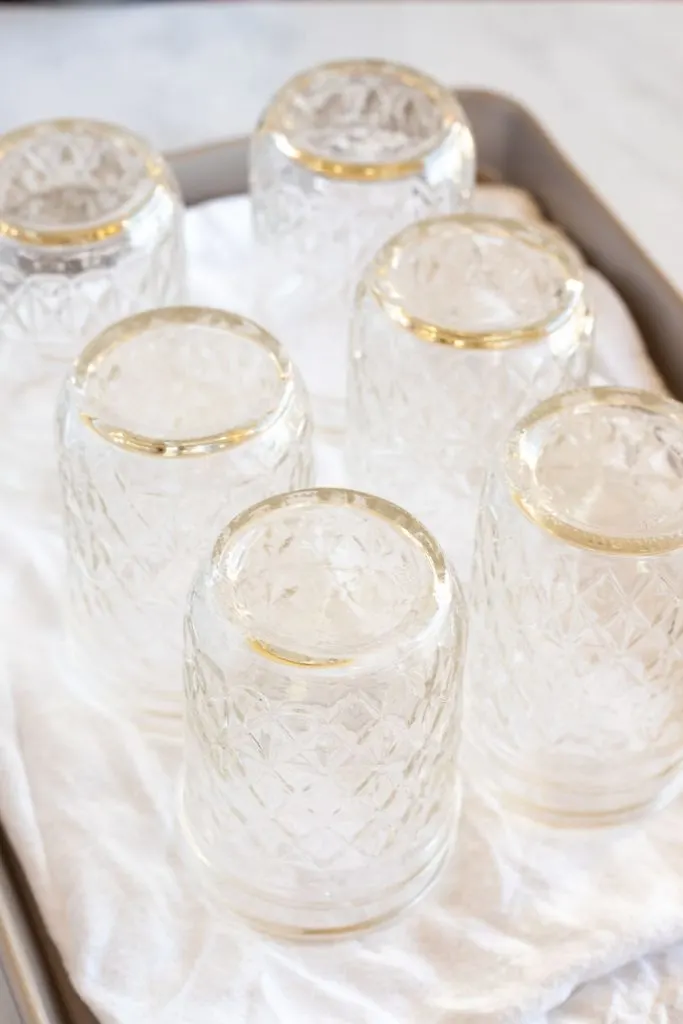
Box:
[1,188,681,1024]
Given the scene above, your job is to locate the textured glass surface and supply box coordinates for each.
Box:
[250,59,475,435]
[345,215,593,578]
[466,387,683,828]
[57,308,313,723]
[180,488,466,936]
[0,119,185,460]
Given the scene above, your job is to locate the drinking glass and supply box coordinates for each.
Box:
[346,214,593,578]
[180,487,466,936]
[466,387,683,828]
[0,118,185,468]
[251,59,475,435]
[57,307,312,723]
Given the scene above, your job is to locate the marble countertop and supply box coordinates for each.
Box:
[0,1,682,290]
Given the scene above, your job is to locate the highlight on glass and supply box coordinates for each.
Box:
[180,487,467,937]
[465,387,683,828]
[345,214,594,578]
[250,59,475,435]
[57,307,313,724]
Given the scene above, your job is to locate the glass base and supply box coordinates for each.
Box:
[178,775,458,939]
[66,631,184,741]
[463,739,683,832]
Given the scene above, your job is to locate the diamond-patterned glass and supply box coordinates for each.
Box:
[345,215,593,579]
[180,488,466,937]
[465,387,683,828]
[0,118,185,469]
[57,308,313,726]
[250,60,475,436]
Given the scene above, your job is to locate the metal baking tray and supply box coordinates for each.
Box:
[2,88,683,1024]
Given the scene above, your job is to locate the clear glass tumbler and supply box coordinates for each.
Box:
[250,59,475,435]
[57,307,312,723]
[466,387,683,829]
[346,214,593,578]
[0,118,185,461]
[180,487,466,937]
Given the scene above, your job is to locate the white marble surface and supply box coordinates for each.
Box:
[0,1,682,290]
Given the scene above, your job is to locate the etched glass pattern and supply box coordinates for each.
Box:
[0,119,185,461]
[250,59,475,435]
[57,308,312,724]
[466,387,683,828]
[346,215,593,578]
[180,488,466,936]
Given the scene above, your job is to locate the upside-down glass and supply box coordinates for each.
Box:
[250,59,475,435]
[466,387,683,828]
[57,307,312,722]
[180,487,466,937]
[0,118,185,466]
[346,214,593,578]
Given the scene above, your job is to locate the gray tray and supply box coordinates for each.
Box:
[2,88,683,1024]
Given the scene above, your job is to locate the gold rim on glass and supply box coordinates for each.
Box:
[367,214,586,349]
[208,487,459,669]
[258,59,467,182]
[506,386,683,555]
[0,118,174,246]
[72,307,297,458]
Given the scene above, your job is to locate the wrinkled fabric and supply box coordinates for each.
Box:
[1,189,681,1024]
